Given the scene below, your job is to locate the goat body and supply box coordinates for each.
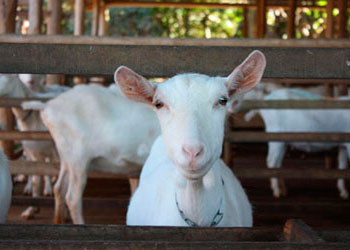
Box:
[116,50,266,227]
[25,84,160,224]
[248,88,349,199]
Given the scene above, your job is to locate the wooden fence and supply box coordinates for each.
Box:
[0,219,349,249]
[1,35,350,180]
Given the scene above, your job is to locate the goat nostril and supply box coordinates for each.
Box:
[182,145,204,159]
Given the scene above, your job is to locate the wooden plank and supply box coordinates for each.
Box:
[0,0,17,34]
[10,160,350,179]
[0,224,281,241]
[9,160,141,178]
[257,0,266,38]
[3,131,350,143]
[0,97,49,107]
[283,219,325,243]
[1,240,349,250]
[4,98,350,110]
[233,168,350,179]
[226,132,350,143]
[3,35,350,48]
[1,42,350,78]
[28,0,42,35]
[326,0,334,39]
[0,131,51,140]
[337,0,347,39]
[240,100,350,110]
[319,230,350,242]
[74,0,85,36]
[287,0,296,38]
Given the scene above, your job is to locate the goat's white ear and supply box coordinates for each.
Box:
[225,50,266,97]
[114,66,156,104]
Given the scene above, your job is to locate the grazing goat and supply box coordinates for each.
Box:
[0,148,12,223]
[0,74,62,219]
[23,84,161,224]
[245,88,349,199]
[116,50,266,227]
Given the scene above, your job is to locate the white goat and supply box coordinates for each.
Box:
[23,84,161,224]
[245,88,349,199]
[116,50,266,227]
[0,148,12,223]
[0,74,62,219]
[18,74,70,97]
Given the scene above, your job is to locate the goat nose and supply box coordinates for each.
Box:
[182,144,204,160]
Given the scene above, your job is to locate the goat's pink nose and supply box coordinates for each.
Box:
[182,144,204,161]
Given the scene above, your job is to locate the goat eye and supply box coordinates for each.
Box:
[218,97,228,106]
[154,100,164,109]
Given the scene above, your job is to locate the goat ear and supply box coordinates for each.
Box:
[225,50,266,97]
[114,66,156,104]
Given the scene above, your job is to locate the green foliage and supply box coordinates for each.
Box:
[107,7,244,38]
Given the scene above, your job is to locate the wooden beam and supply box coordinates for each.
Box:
[257,0,266,38]
[0,97,50,107]
[4,130,350,143]
[74,0,85,35]
[0,131,52,140]
[337,0,347,39]
[284,219,325,243]
[47,0,62,86]
[4,35,350,48]
[2,40,350,78]
[242,7,248,38]
[0,1,17,160]
[0,0,17,33]
[226,132,350,143]
[239,100,350,110]
[91,0,99,36]
[0,224,282,242]
[102,0,337,10]
[98,0,106,36]
[106,1,255,9]
[28,0,42,35]
[9,160,350,179]
[287,0,296,38]
[9,160,141,178]
[326,0,334,38]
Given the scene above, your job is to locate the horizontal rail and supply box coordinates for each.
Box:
[240,100,350,110]
[0,97,49,108]
[0,131,52,140]
[0,224,281,242]
[9,160,140,178]
[1,36,350,78]
[3,131,350,143]
[2,35,350,48]
[3,97,350,110]
[226,132,350,143]
[9,161,350,179]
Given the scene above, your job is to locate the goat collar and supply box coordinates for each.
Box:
[175,178,224,227]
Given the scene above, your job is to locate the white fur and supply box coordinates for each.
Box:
[246,88,349,199]
[26,84,160,224]
[117,50,266,227]
[0,148,11,223]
